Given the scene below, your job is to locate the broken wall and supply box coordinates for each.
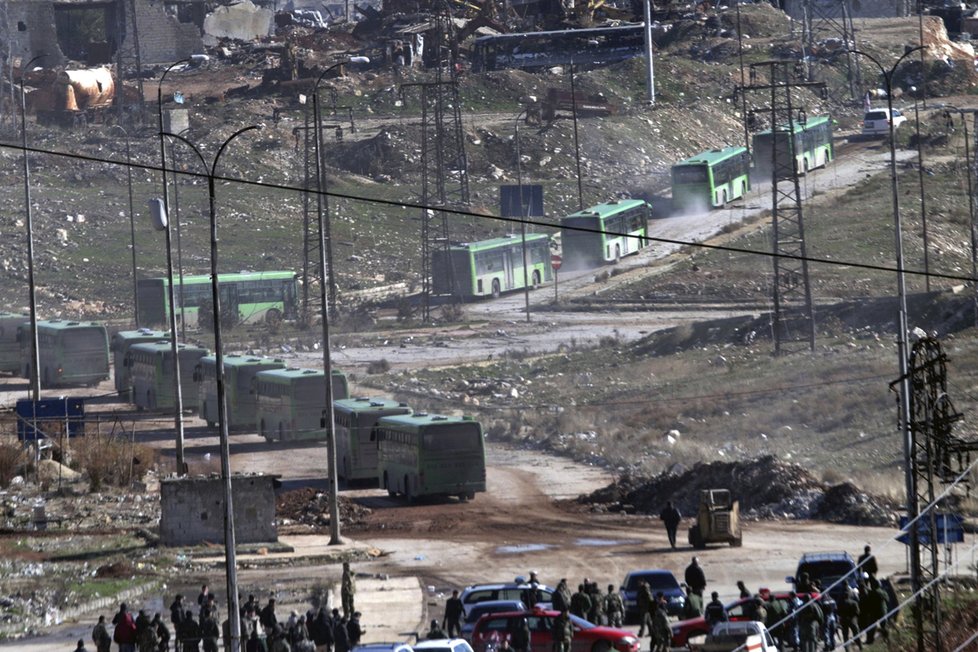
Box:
[120,0,203,64]
[7,0,66,67]
[202,0,273,46]
[159,474,278,546]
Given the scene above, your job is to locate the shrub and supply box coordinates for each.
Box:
[0,441,25,488]
[71,434,158,490]
[367,358,391,374]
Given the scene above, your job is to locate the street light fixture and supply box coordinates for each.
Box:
[156,58,191,475]
[514,108,532,323]
[110,125,139,326]
[850,43,924,641]
[163,124,261,652]
[312,55,368,546]
[312,56,370,318]
[20,53,45,402]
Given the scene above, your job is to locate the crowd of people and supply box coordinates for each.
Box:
[79,563,359,652]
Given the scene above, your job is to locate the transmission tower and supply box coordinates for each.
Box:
[738,62,822,354]
[800,0,861,100]
[402,12,471,322]
[903,337,978,652]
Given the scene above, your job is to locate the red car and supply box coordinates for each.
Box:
[471,609,640,652]
[670,592,819,648]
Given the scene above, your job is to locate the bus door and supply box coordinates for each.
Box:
[219,284,240,321]
[503,248,514,290]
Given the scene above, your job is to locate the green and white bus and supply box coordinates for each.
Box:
[334,397,412,482]
[560,199,650,268]
[18,319,110,387]
[255,367,350,442]
[671,146,751,211]
[752,114,834,181]
[375,413,486,501]
[0,312,28,374]
[128,341,209,411]
[111,328,168,399]
[195,354,286,429]
[136,270,299,329]
[431,233,553,299]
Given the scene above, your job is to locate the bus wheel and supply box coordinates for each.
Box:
[532,270,541,288]
[265,308,282,326]
[491,279,501,299]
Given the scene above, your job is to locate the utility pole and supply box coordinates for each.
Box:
[643,0,654,105]
[737,61,823,354]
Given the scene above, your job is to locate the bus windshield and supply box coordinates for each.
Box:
[66,330,106,351]
[672,165,709,184]
[422,424,482,452]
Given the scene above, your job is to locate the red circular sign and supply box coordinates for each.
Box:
[551,254,562,270]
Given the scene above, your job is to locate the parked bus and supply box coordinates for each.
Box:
[18,319,110,387]
[375,413,486,501]
[136,270,299,329]
[560,199,650,268]
[752,114,834,181]
[471,24,648,73]
[0,312,28,374]
[195,354,286,429]
[334,397,412,482]
[128,341,209,411]
[671,146,751,211]
[111,328,168,399]
[432,233,553,299]
[255,368,350,442]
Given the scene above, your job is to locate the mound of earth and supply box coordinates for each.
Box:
[578,455,898,526]
[276,487,372,531]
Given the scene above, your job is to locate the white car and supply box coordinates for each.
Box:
[862,108,907,136]
[414,639,475,652]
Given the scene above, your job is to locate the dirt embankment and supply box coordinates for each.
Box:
[579,455,899,526]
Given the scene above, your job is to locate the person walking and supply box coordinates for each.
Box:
[684,557,706,597]
[636,580,654,638]
[346,612,363,648]
[113,603,138,652]
[341,563,356,619]
[651,595,672,652]
[153,613,171,652]
[92,615,112,652]
[443,589,464,637]
[552,579,571,614]
[570,584,591,619]
[551,608,573,652]
[137,610,159,652]
[857,545,878,579]
[260,598,279,634]
[863,578,889,644]
[585,580,602,624]
[797,598,823,652]
[603,585,624,628]
[312,607,333,652]
[511,617,531,652]
[821,593,838,650]
[659,501,682,549]
[179,611,201,652]
[764,594,788,651]
[200,614,220,652]
[332,617,350,652]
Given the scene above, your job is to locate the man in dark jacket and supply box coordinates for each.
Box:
[92,615,112,652]
[260,599,278,634]
[857,545,878,579]
[684,557,707,597]
[511,617,531,652]
[704,592,727,631]
[569,585,591,619]
[659,502,682,549]
[552,580,571,613]
[347,613,363,648]
[312,607,333,652]
[332,617,350,652]
[113,603,138,652]
[443,590,464,637]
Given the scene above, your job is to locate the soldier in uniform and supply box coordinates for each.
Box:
[585,580,602,624]
[636,580,654,638]
[552,580,571,613]
[341,563,356,619]
[570,584,591,619]
[604,585,624,628]
[511,617,531,652]
[797,598,823,652]
[551,608,573,652]
[651,595,672,652]
[838,588,861,651]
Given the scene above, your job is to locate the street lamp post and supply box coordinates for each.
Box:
[20,53,45,402]
[312,56,369,318]
[851,44,924,646]
[312,56,368,545]
[111,125,139,326]
[156,59,191,475]
[569,60,584,210]
[514,108,531,323]
[164,125,261,652]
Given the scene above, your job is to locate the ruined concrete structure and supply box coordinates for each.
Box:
[159,474,278,546]
[782,0,907,19]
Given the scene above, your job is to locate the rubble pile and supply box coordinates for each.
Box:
[579,455,898,526]
[276,487,372,531]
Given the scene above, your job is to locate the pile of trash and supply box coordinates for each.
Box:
[276,487,372,531]
[579,455,898,526]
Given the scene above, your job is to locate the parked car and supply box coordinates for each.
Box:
[470,609,640,652]
[670,592,818,648]
[619,569,686,620]
[461,600,527,641]
[460,581,554,617]
[862,108,907,136]
[354,644,414,652]
[691,621,778,652]
[786,551,858,602]
[415,639,476,652]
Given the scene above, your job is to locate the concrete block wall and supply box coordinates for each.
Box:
[160,474,278,547]
[7,1,65,67]
[121,0,203,65]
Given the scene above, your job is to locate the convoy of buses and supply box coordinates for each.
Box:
[1,313,487,502]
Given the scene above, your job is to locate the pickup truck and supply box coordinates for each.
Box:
[689,621,778,652]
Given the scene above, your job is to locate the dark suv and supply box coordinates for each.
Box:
[787,552,858,602]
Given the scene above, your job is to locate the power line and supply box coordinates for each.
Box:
[1,140,977,285]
